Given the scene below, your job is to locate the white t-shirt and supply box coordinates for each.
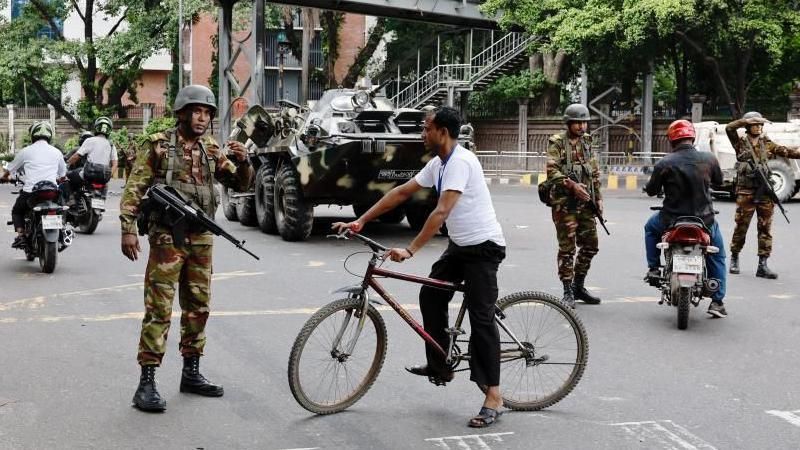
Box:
[77,136,117,166]
[5,140,67,192]
[415,145,505,247]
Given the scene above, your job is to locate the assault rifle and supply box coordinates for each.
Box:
[749,160,789,224]
[144,184,260,260]
[567,171,610,235]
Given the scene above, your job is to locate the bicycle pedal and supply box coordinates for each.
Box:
[427,376,449,387]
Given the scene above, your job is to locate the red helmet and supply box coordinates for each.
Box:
[667,120,696,142]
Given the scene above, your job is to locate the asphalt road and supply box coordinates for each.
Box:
[2,181,800,449]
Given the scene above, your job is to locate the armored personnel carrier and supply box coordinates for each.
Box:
[220,83,466,241]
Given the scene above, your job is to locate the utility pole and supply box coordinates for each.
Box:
[178,0,184,90]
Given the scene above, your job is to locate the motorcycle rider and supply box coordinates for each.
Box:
[0,121,67,248]
[64,117,118,209]
[643,120,728,318]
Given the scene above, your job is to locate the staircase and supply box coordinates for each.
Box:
[391,32,537,109]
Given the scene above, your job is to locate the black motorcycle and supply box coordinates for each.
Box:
[64,162,110,234]
[8,180,74,273]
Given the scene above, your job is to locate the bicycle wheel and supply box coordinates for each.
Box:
[492,291,588,411]
[288,297,388,414]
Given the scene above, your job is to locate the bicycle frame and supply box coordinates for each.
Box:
[339,249,527,367]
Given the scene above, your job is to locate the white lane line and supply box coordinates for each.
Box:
[425,432,514,450]
[0,302,444,324]
[0,270,264,311]
[766,410,800,427]
[611,420,716,449]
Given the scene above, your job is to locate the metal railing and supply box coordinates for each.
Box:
[475,150,667,178]
[391,32,535,109]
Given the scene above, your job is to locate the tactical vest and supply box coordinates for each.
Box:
[150,129,219,218]
[735,137,768,190]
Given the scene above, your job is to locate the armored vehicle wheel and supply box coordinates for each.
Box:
[767,159,795,202]
[255,163,278,234]
[275,163,313,241]
[236,196,257,227]
[219,186,238,222]
[378,208,405,224]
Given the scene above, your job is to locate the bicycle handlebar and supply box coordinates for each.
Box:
[328,230,388,253]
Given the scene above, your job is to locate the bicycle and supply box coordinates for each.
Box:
[288,231,589,415]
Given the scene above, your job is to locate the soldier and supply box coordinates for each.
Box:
[119,85,253,412]
[726,111,800,279]
[545,104,602,308]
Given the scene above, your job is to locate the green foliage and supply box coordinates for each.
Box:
[136,117,177,146]
[484,70,548,102]
[0,0,209,129]
[483,0,800,117]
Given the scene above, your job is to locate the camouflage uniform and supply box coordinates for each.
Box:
[546,132,602,281]
[727,121,800,257]
[120,128,252,366]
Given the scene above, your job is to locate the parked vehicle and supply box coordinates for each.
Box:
[694,120,800,201]
[645,207,720,330]
[7,180,73,273]
[220,83,472,241]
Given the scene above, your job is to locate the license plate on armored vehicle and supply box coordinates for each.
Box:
[41,215,63,230]
[673,254,702,274]
[91,198,105,209]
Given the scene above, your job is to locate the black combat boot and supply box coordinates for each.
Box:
[180,355,224,397]
[756,256,778,279]
[573,275,601,304]
[729,253,740,274]
[562,281,575,309]
[132,365,166,412]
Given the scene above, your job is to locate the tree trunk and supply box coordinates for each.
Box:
[321,11,343,89]
[341,18,387,88]
[530,50,569,115]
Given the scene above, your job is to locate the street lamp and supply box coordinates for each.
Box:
[277,31,291,102]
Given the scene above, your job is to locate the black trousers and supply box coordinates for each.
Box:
[11,192,33,230]
[420,239,506,386]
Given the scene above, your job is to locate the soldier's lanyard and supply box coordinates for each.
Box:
[436,145,458,194]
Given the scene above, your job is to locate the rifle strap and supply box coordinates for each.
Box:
[166,132,177,185]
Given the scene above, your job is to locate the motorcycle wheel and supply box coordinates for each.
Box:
[78,209,100,234]
[39,240,57,274]
[676,287,691,330]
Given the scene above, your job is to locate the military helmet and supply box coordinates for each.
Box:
[94,116,113,136]
[78,131,94,146]
[29,121,54,143]
[563,103,591,123]
[173,85,217,115]
[667,119,695,143]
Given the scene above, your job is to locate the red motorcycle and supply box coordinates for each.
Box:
[647,207,720,330]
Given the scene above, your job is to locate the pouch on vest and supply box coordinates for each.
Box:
[538,179,554,206]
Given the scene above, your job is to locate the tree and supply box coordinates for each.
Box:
[483,0,800,118]
[0,0,207,130]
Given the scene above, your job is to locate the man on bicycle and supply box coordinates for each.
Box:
[333,106,506,428]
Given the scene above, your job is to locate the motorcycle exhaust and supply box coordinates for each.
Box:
[60,228,74,252]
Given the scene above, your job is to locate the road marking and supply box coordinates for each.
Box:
[611,420,716,449]
[425,432,514,450]
[766,410,800,427]
[0,271,264,311]
[0,301,441,324]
